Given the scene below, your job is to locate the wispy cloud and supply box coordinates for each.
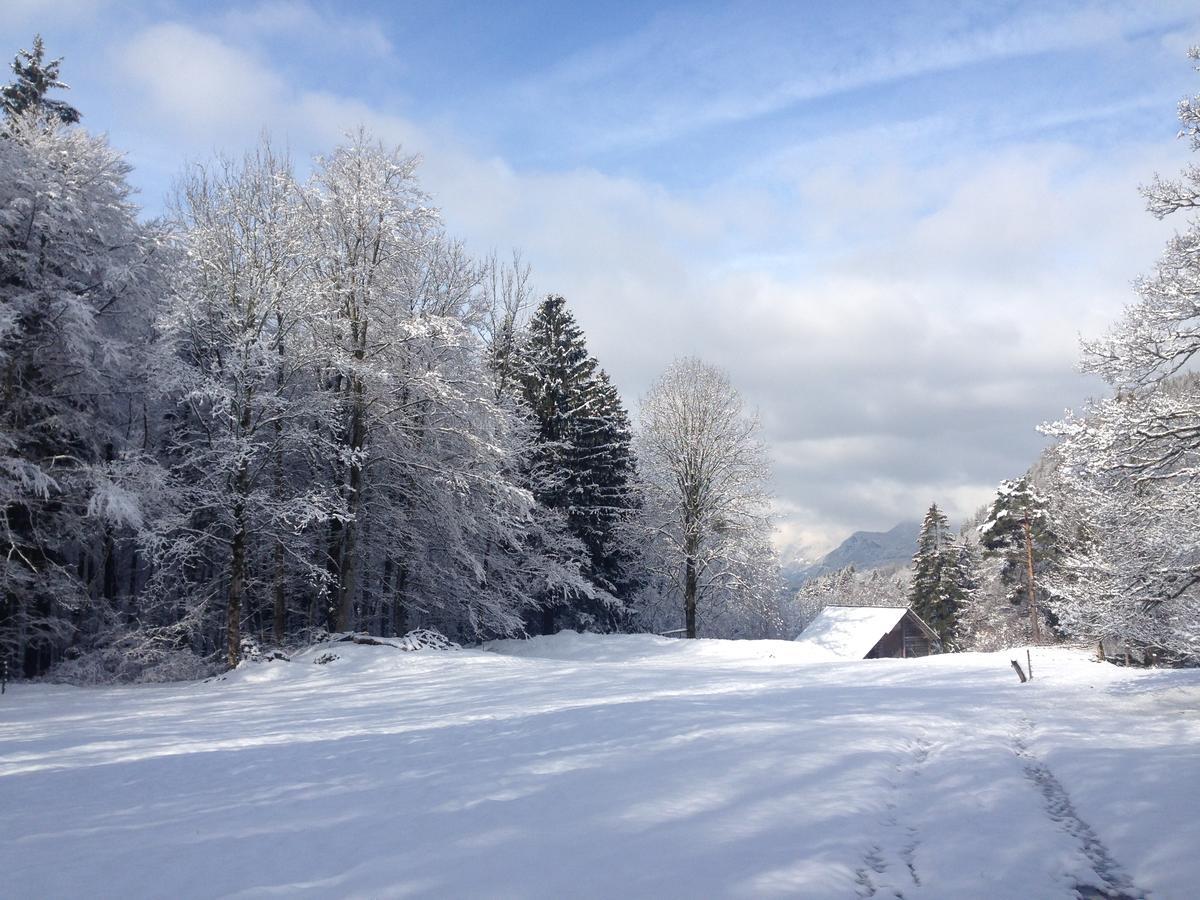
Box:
[514,1,1198,152]
[220,1,392,58]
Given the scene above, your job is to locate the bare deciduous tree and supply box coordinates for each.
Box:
[635,358,778,639]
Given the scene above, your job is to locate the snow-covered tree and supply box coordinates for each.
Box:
[1,35,80,125]
[303,133,440,632]
[0,114,165,675]
[518,295,638,632]
[634,358,780,639]
[977,478,1056,644]
[907,504,965,647]
[127,131,608,669]
[1039,50,1200,662]
[574,368,640,602]
[480,250,534,402]
[1046,383,1200,661]
[150,142,337,668]
[299,133,594,643]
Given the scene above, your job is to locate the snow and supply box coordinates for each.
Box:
[794,605,910,658]
[2,634,1199,899]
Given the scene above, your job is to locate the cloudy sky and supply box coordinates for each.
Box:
[4,0,1200,561]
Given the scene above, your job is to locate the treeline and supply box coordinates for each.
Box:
[0,39,782,680]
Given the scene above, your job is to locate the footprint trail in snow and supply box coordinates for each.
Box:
[855,737,929,899]
[1013,719,1146,900]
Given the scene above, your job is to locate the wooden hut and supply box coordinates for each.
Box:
[793,606,941,659]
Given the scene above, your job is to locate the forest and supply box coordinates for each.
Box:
[3,35,1200,682]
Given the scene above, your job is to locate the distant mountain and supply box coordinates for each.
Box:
[783,522,919,589]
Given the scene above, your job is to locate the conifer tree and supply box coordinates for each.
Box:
[571,368,639,601]
[907,503,965,647]
[1,35,80,125]
[519,296,638,631]
[979,477,1056,643]
[521,295,597,510]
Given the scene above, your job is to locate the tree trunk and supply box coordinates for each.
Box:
[334,378,366,632]
[395,563,408,636]
[684,537,698,639]
[272,314,287,647]
[101,443,117,605]
[102,530,118,606]
[228,493,247,669]
[380,556,393,637]
[272,539,285,645]
[127,547,139,601]
[1022,515,1040,643]
[325,517,342,630]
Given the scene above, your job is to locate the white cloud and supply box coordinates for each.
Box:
[221,1,392,58]
[0,0,108,31]
[118,24,287,139]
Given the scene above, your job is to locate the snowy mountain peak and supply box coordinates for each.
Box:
[784,521,920,588]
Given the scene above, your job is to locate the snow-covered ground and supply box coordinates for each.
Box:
[2,634,1198,899]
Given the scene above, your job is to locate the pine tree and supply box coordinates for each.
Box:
[979,477,1056,643]
[907,503,964,647]
[519,296,638,631]
[2,36,80,125]
[521,295,597,505]
[955,538,981,609]
[571,368,639,604]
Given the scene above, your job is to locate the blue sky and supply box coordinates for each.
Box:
[4,0,1199,559]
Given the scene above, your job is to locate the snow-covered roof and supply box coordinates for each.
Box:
[793,606,911,659]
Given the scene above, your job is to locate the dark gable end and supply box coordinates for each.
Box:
[865,608,943,659]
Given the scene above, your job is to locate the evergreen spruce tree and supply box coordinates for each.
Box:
[571,368,639,603]
[907,503,965,647]
[956,538,982,609]
[519,296,638,632]
[2,36,80,125]
[521,296,596,506]
[979,477,1057,643]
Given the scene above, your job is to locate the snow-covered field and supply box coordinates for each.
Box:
[2,634,1198,899]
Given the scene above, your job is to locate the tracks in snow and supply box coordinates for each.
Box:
[856,722,1148,900]
[1012,719,1146,900]
[855,737,928,899]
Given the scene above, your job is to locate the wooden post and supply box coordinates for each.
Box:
[1027,649,1033,681]
[1010,659,1027,683]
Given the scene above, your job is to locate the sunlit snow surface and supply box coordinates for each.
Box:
[2,633,1199,898]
